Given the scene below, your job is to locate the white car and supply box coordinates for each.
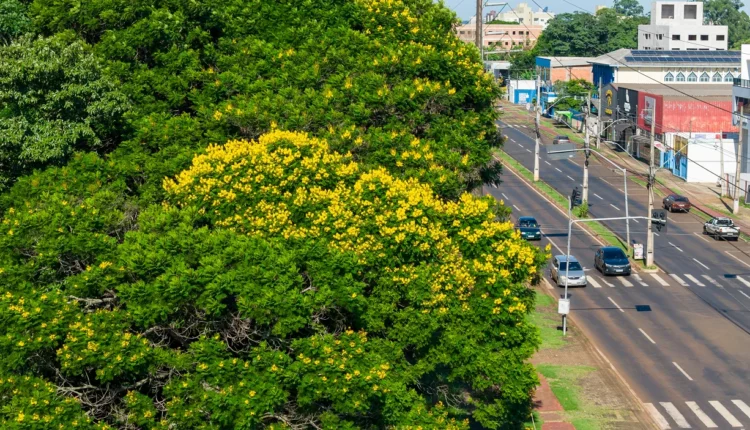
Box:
[550,255,587,287]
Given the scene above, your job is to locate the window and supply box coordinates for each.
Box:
[700,35,709,41]
[687,48,697,51]
[672,34,681,40]
[684,4,697,19]
[712,72,722,82]
[700,72,710,82]
[725,72,734,82]
[676,72,686,82]
[656,47,664,50]
[662,4,675,18]
[717,35,725,41]
[459,31,465,35]
[657,34,664,40]
[688,35,697,41]
[672,47,680,50]
[665,72,675,82]
[644,46,652,50]
[645,33,651,40]
[512,31,516,35]
[687,72,697,82]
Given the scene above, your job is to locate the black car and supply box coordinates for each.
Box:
[594,246,631,276]
[517,216,542,241]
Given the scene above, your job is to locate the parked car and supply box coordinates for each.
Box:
[594,246,631,276]
[662,194,691,212]
[516,216,542,241]
[552,135,571,145]
[550,255,587,287]
[703,217,741,241]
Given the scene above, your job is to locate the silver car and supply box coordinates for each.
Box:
[551,255,587,287]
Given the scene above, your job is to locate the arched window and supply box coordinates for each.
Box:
[687,72,697,82]
[699,72,710,82]
[712,72,722,82]
[664,72,674,82]
[676,72,686,82]
[725,72,735,82]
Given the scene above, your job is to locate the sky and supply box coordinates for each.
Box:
[440,0,750,21]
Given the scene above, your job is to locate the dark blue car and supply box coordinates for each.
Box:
[594,246,631,276]
[516,216,542,241]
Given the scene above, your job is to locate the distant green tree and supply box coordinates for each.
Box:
[613,0,645,17]
[0,0,32,44]
[700,0,750,49]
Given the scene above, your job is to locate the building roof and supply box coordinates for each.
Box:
[537,56,596,68]
[615,83,733,100]
[589,49,740,68]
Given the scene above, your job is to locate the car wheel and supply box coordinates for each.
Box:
[703,227,707,235]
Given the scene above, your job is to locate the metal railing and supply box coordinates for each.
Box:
[733,78,750,88]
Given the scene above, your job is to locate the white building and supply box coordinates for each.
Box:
[638,1,728,51]
[489,3,555,29]
[732,45,750,177]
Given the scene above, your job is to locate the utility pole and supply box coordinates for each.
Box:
[534,70,541,181]
[646,109,656,267]
[583,90,591,204]
[734,104,744,214]
[596,77,603,149]
[476,0,483,61]
[720,130,725,196]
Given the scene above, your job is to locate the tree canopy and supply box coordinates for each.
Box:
[0,0,550,428]
[701,0,750,49]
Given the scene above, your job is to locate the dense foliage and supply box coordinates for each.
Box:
[0,0,550,428]
[701,0,750,49]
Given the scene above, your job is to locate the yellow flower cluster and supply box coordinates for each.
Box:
[166,130,542,318]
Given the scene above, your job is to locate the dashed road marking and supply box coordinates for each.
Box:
[555,168,562,173]
[685,401,717,428]
[735,275,750,288]
[702,275,722,288]
[594,193,603,200]
[672,362,693,381]
[731,400,750,419]
[668,242,684,252]
[709,400,742,427]
[633,274,649,286]
[693,258,710,270]
[726,251,750,268]
[738,290,750,300]
[670,274,689,287]
[661,401,691,427]
[608,297,624,312]
[644,403,670,430]
[693,232,711,242]
[501,193,508,200]
[526,148,532,153]
[610,204,621,211]
[638,328,656,344]
[512,204,520,211]
[567,175,575,181]
[651,273,671,287]
[684,274,705,287]
[544,160,551,166]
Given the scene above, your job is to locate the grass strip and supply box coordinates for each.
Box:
[529,291,566,350]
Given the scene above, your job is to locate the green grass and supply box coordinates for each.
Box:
[529,291,566,350]
[571,418,601,430]
[535,364,595,411]
[523,410,543,430]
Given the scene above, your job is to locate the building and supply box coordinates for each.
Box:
[638,1,728,51]
[732,45,750,180]
[507,79,537,104]
[534,56,595,113]
[455,19,543,51]
[590,48,740,87]
[487,3,555,29]
[611,83,735,182]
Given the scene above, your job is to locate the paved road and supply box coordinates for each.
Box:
[498,118,750,338]
[487,168,750,430]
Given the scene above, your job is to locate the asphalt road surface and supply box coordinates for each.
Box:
[492,121,750,429]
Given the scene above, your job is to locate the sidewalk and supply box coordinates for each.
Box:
[534,374,576,430]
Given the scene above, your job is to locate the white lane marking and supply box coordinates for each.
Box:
[601,178,613,186]
[651,273,671,287]
[661,401,691,428]
[632,218,639,223]
[738,290,750,300]
[693,232,711,242]
[684,274,705,287]
[593,193,603,200]
[517,143,524,147]
[685,401,717,428]
[555,168,562,173]
[608,297,624,312]
[633,274,649,286]
[512,204,520,211]
[668,242,684,252]
[588,278,603,288]
[702,275,722,288]
[638,328,656,344]
[501,193,508,200]
[693,258,710,270]
[610,204,621,211]
[602,278,616,287]
[672,362,693,381]
[670,274,689,287]
[654,232,660,236]
[645,403,671,430]
[709,400,742,427]
[566,175,575,181]
[526,148,532,153]
[544,160,551,166]
[521,124,528,128]
[617,277,633,287]
[736,276,750,288]
[725,251,750,268]
[731,400,750,419]
[510,138,516,142]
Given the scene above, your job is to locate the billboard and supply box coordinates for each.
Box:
[617,87,639,121]
[637,92,663,134]
[602,84,618,119]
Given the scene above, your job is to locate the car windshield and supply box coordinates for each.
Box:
[557,136,569,140]
[559,261,583,271]
[519,220,538,227]
[674,196,689,202]
[603,249,626,259]
[717,219,732,226]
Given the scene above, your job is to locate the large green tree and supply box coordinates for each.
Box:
[700,0,750,48]
[613,0,645,17]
